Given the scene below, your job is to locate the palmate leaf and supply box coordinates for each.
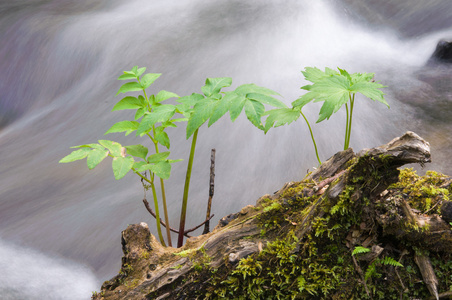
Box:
[186,98,218,138]
[244,99,265,129]
[246,93,286,108]
[228,93,246,122]
[302,67,336,83]
[208,92,235,126]
[291,92,317,109]
[201,77,232,97]
[234,83,280,97]
[264,107,301,133]
[350,81,388,107]
[299,67,388,124]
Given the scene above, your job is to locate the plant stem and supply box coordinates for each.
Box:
[300,111,321,165]
[133,169,166,246]
[348,94,355,149]
[177,128,199,247]
[159,177,171,246]
[148,130,172,247]
[150,180,166,247]
[142,78,172,247]
[344,103,350,150]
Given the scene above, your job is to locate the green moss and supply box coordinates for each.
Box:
[390,168,449,214]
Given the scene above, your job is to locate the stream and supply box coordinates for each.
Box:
[1,0,452,298]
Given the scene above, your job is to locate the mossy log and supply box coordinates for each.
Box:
[93,132,452,300]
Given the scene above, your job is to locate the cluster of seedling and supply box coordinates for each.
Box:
[60,66,388,247]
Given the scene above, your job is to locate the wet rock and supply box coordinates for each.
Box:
[427,39,452,65]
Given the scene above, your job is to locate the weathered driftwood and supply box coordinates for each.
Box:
[93,132,452,300]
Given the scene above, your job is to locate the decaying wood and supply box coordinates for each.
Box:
[203,148,216,235]
[415,254,439,300]
[93,132,452,300]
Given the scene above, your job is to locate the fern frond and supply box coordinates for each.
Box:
[381,256,403,267]
[352,246,370,256]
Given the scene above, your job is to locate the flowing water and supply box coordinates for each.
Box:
[1,0,452,298]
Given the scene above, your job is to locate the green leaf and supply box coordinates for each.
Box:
[155,127,170,148]
[246,92,286,108]
[149,160,171,180]
[234,83,280,97]
[148,152,171,164]
[125,145,148,160]
[208,92,235,126]
[59,148,91,163]
[352,246,371,256]
[112,96,144,111]
[112,156,134,179]
[201,77,232,97]
[264,108,300,133]
[350,81,389,107]
[136,105,177,136]
[105,121,139,136]
[98,140,123,157]
[135,107,147,120]
[381,256,403,267]
[116,82,143,95]
[351,72,374,83]
[70,143,105,150]
[244,99,265,129]
[177,93,204,107]
[133,161,151,172]
[168,159,183,164]
[118,73,137,80]
[301,67,330,83]
[310,75,351,123]
[136,67,146,77]
[291,92,317,109]
[228,93,247,122]
[186,98,217,138]
[140,73,161,89]
[155,90,179,103]
[86,149,109,169]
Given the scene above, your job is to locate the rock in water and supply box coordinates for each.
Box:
[428,39,452,64]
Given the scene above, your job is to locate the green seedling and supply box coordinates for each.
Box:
[265,67,388,164]
[60,66,184,246]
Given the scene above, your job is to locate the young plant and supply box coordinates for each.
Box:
[265,67,388,164]
[60,66,184,246]
[60,66,287,248]
[175,78,286,247]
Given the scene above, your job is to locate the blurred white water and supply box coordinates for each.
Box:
[1,0,452,298]
[0,239,98,300]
